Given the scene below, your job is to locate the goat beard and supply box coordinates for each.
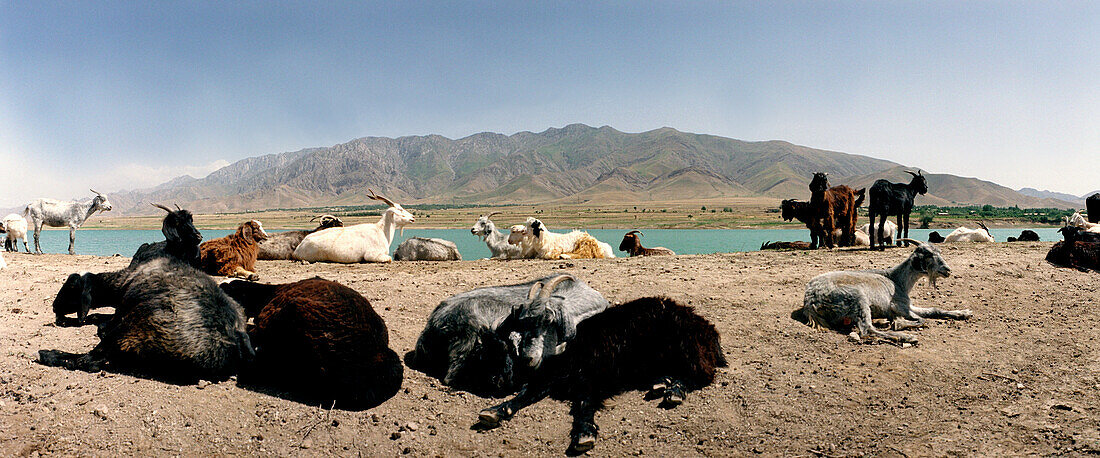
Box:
[927,271,943,290]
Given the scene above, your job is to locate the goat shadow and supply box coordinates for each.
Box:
[35,349,226,387]
[52,313,114,328]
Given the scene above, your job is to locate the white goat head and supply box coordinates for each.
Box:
[471,211,502,239]
[90,189,113,212]
[507,224,529,245]
[368,188,414,227]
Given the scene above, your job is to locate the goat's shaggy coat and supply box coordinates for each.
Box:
[220,278,403,409]
[477,297,725,455]
[1088,194,1100,224]
[39,259,253,382]
[1046,241,1100,272]
[392,237,462,261]
[509,218,615,259]
[199,220,268,280]
[130,204,203,268]
[807,173,864,248]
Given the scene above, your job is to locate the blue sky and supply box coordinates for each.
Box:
[1,1,1097,206]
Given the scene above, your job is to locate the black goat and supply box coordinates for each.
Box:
[475,297,726,455]
[928,231,945,243]
[1007,230,1040,242]
[40,258,253,382]
[868,170,928,250]
[1058,226,1100,244]
[1088,194,1100,224]
[1046,241,1100,272]
[781,199,824,248]
[220,277,403,409]
[129,203,202,268]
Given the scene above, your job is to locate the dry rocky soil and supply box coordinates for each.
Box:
[0,242,1098,456]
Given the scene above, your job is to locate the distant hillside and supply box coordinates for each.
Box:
[100,124,1078,215]
[1016,188,1086,206]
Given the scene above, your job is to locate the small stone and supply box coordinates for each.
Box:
[92,405,109,420]
[402,447,412,454]
[901,343,912,348]
[196,380,211,389]
[300,438,312,449]
[390,431,402,440]
[1016,383,1025,390]
[405,421,419,432]
[847,332,861,343]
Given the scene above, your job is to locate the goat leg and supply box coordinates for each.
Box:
[475,382,552,429]
[566,398,602,456]
[908,305,972,321]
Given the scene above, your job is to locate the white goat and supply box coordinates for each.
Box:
[507,217,614,260]
[1066,211,1100,233]
[471,212,522,259]
[794,239,972,344]
[25,189,113,254]
[857,220,897,246]
[2,213,29,253]
[293,189,415,263]
[943,222,995,243]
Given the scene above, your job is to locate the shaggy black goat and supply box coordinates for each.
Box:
[130,203,203,268]
[1058,226,1100,244]
[1046,241,1100,272]
[1088,194,1100,224]
[39,258,253,382]
[928,231,945,243]
[220,277,402,409]
[868,170,928,250]
[475,297,726,455]
[1007,230,1040,242]
[808,172,863,248]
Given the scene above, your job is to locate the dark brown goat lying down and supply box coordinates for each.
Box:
[219,277,403,409]
[1046,241,1100,272]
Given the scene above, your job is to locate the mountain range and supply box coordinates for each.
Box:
[1016,188,1099,206]
[97,124,1079,215]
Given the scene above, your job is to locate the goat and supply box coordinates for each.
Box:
[760,241,812,250]
[293,189,415,263]
[2,213,29,253]
[475,296,726,455]
[943,222,994,243]
[807,173,863,248]
[793,239,971,344]
[393,237,462,261]
[507,217,615,259]
[129,204,203,268]
[1088,194,1100,224]
[858,220,897,246]
[1059,225,1100,244]
[199,220,268,280]
[1046,241,1100,272]
[496,274,610,370]
[868,171,928,250]
[405,274,609,397]
[39,258,253,382]
[1007,230,1040,242]
[471,211,522,259]
[928,231,946,243]
[619,231,674,256]
[1065,211,1100,233]
[256,215,343,260]
[781,199,824,249]
[219,278,403,409]
[25,189,113,254]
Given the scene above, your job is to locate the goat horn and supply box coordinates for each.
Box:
[90,189,102,195]
[527,282,543,301]
[626,230,643,237]
[309,215,321,222]
[897,238,922,246]
[540,274,575,299]
[977,221,991,235]
[904,171,918,177]
[485,211,502,219]
[367,188,397,207]
[150,203,172,213]
[174,203,182,211]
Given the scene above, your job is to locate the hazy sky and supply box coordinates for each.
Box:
[2,1,1097,207]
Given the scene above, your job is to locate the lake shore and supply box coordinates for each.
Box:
[1,242,1096,456]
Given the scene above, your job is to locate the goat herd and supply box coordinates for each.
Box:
[9,183,1100,455]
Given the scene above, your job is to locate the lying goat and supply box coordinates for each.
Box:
[943,222,994,243]
[1046,241,1100,272]
[619,231,674,256]
[130,203,203,268]
[199,220,268,280]
[393,237,462,261]
[793,239,972,344]
[257,215,343,260]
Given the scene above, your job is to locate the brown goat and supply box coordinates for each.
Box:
[808,172,863,248]
[1046,241,1100,272]
[619,231,675,256]
[199,220,269,280]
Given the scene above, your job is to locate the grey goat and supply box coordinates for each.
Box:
[471,212,522,259]
[257,215,343,260]
[25,189,113,254]
[496,274,609,370]
[404,274,608,396]
[792,239,972,343]
[393,237,462,261]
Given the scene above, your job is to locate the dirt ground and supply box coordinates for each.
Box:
[1,242,1097,457]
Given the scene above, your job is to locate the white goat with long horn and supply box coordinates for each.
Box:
[292,189,415,263]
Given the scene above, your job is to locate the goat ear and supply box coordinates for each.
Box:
[163,218,180,243]
[240,223,253,241]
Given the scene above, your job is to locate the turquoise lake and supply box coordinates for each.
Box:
[19,227,1063,258]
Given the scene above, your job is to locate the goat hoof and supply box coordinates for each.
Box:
[567,435,596,455]
[476,410,503,428]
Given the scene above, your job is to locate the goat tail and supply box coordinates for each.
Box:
[854,188,866,207]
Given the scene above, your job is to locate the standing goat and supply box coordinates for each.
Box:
[130,204,203,268]
[793,239,971,344]
[393,237,462,261]
[405,274,609,397]
[2,213,29,253]
[781,199,823,248]
[507,217,615,259]
[293,189,415,263]
[475,296,726,455]
[1087,194,1100,224]
[943,222,994,242]
[25,189,113,254]
[40,258,253,382]
[808,172,863,248]
[256,215,343,260]
[199,220,268,280]
[868,171,928,250]
[471,212,522,259]
[220,278,403,409]
[619,231,674,256]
